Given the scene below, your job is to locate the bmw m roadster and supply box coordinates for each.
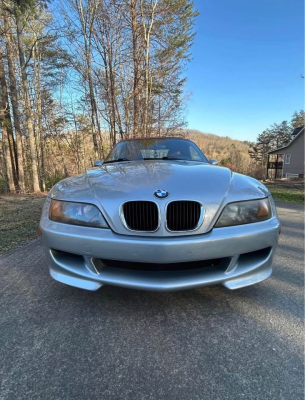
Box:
[40,137,280,291]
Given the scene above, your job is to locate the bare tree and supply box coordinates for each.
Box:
[13,1,41,192]
[0,46,15,191]
[131,0,140,136]
[0,0,200,192]
[3,13,25,192]
[63,0,103,157]
[140,0,158,136]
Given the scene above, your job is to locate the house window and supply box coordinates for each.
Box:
[285,154,291,164]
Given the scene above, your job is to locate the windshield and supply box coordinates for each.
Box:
[104,138,208,163]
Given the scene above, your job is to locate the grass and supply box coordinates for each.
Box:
[264,179,304,205]
[267,187,304,204]
[0,194,46,255]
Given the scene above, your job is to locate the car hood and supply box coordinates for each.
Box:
[49,160,269,236]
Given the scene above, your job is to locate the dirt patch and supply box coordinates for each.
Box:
[0,194,46,255]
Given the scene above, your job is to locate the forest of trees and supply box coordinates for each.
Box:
[0,0,303,194]
[0,0,198,193]
[186,130,253,176]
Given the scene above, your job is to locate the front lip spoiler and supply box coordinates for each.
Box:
[47,246,274,292]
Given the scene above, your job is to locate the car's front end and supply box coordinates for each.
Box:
[40,146,280,291]
[41,200,279,291]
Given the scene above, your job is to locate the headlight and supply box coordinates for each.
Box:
[215,198,271,228]
[49,200,109,228]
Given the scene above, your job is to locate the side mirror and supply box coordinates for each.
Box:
[94,160,103,167]
[209,159,218,166]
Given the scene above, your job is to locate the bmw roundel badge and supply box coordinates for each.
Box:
[154,189,169,199]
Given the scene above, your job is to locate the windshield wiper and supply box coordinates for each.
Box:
[161,156,185,160]
[143,156,185,161]
[105,156,188,163]
[104,158,131,164]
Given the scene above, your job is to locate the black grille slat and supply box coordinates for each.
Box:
[123,201,158,231]
[167,201,201,231]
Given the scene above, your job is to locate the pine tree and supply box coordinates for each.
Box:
[291,110,305,129]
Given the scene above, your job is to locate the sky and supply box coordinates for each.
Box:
[186,0,304,142]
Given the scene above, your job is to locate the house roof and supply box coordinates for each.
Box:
[291,126,304,137]
[267,126,304,154]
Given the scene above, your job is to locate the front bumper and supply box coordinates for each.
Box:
[40,215,280,291]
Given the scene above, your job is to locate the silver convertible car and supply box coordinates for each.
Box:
[40,137,280,291]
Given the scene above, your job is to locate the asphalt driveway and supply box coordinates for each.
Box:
[0,202,304,400]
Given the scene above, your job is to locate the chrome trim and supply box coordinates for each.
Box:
[165,200,205,233]
[119,201,161,233]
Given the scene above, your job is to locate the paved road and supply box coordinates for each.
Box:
[0,202,304,400]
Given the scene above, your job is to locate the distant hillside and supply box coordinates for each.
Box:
[185,129,253,175]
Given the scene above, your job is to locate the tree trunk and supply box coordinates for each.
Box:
[0,123,15,192]
[86,50,100,157]
[34,38,46,191]
[101,47,115,145]
[140,0,157,137]
[131,0,139,137]
[108,49,117,145]
[0,59,14,191]
[77,0,102,157]
[3,14,25,192]
[0,46,17,191]
[15,13,40,192]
